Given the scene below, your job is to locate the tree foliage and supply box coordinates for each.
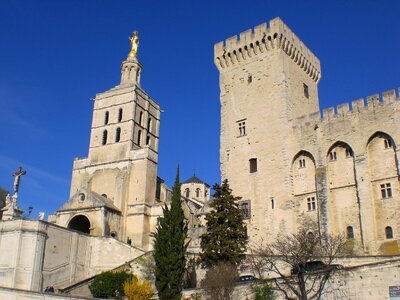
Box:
[89,271,131,299]
[200,179,248,267]
[153,167,188,300]
[253,281,276,300]
[250,220,346,300]
[124,274,154,300]
[201,263,239,300]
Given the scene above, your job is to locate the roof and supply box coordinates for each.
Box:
[182,175,210,188]
[57,191,121,213]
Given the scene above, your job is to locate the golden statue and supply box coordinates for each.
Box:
[128,31,139,58]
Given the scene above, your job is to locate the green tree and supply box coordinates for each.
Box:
[200,179,248,267]
[89,271,131,299]
[153,167,188,300]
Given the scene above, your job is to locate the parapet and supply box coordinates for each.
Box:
[292,88,400,129]
[214,17,321,82]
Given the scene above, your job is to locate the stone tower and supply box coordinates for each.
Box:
[215,17,321,241]
[215,17,400,255]
[50,39,165,251]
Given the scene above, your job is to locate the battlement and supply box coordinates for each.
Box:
[214,17,321,82]
[293,88,400,125]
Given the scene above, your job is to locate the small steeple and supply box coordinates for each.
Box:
[120,31,142,86]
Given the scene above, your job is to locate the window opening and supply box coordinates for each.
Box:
[384,138,393,149]
[185,188,190,198]
[146,135,150,145]
[329,151,337,161]
[347,226,354,239]
[303,83,309,99]
[239,201,251,219]
[271,198,275,209]
[307,197,316,211]
[196,188,200,198]
[249,158,257,173]
[115,127,121,142]
[139,111,143,125]
[380,183,392,198]
[345,148,353,158]
[137,130,142,146]
[118,108,123,122]
[104,111,109,125]
[299,158,306,168]
[237,120,246,136]
[102,130,108,145]
[147,118,152,131]
[385,226,393,239]
[248,75,252,84]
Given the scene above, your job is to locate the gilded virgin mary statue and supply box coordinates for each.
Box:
[128,31,139,58]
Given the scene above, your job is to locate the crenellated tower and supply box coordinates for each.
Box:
[216,17,322,241]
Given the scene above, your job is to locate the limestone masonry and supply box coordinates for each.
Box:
[216,17,399,255]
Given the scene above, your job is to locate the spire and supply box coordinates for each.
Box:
[120,31,142,86]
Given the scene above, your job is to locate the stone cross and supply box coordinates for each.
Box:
[12,166,27,195]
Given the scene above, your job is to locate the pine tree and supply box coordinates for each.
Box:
[153,167,188,300]
[200,179,248,267]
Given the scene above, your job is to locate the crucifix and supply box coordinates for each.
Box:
[12,166,27,195]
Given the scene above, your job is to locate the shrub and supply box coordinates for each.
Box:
[89,271,131,299]
[253,281,275,300]
[124,274,154,300]
[201,263,239,300]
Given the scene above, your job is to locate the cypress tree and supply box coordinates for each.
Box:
[153,167,188,300]
[200,179,248,267]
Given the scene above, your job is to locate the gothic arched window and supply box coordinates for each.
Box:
[185,188,190,198]
[104,111,109,125]
[137,130,142,146]
[118,108,123,122]
[196,188,200,198]
[102,130,108,145]
[115,127,121,142]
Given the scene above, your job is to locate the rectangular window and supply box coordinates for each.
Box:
[249,158,257,173]
[237,119,246,136]
[299,158,306,168]
[303,83,309,99]
[239,200,251,219]
[381,183,392,198]
[307,197,316,211]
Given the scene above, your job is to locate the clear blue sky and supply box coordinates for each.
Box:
[0,0,399,217]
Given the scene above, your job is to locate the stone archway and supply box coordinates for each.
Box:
[68,215,91,234]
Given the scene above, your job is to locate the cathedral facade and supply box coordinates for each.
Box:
[215,17,400,255]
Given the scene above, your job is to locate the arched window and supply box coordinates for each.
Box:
[347,226,354,239]
[104,111,109,125]
[146,135,150,145]
[118,108,123,122]
[102,130,108,145]
[139,111,143,125]
[115,127,121,142]
[147,117,152,131]
[185,188,190,198]
[307,232,314,240]
[385,226,393,239]
[196,188,200,198]
[137,130,142,146]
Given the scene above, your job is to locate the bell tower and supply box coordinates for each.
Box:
[50,32,163,251]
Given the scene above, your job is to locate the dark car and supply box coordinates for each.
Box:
[291,261,343,275]
[238,275,257,282]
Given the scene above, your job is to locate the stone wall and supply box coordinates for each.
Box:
[0,219,144,292]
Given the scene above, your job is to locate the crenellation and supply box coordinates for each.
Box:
[351,98,365,112]
[214,18,321,82]
[382,89,396,102]
[337,102,350,115]
[322,107,335,119]
[366,94,380,109]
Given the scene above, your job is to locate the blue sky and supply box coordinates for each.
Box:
[0,0,399,217]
